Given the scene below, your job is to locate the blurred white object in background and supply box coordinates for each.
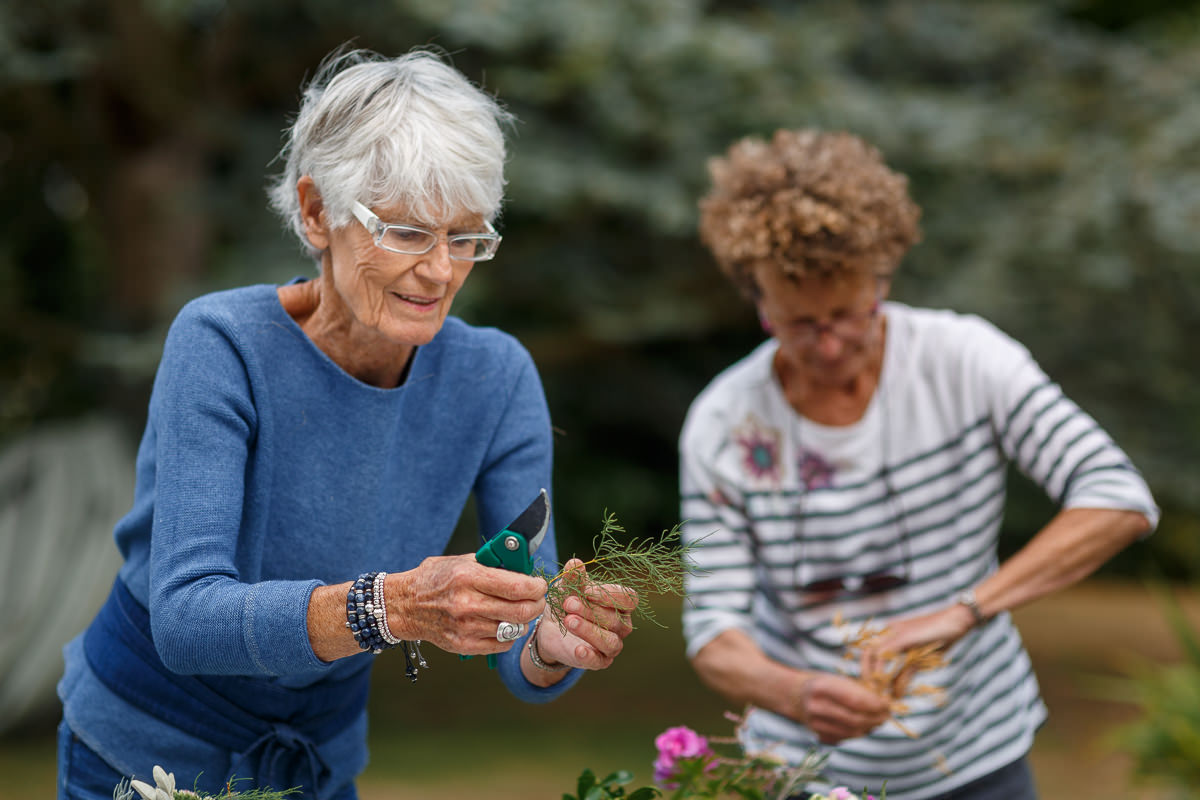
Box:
[0,416,132,733]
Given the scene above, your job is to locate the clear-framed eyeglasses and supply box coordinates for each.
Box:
[351,201,502,262]
[773,286,885,347]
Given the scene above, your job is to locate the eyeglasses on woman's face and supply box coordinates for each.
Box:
[351,201,502,262]
[752,267,889,348]
[775,300,882,347]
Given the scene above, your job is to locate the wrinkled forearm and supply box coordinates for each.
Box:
[973,507,1150,619]
[308,582,362,662]
[691,628,815,722]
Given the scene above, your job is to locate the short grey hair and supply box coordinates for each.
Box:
[268,47,515,257]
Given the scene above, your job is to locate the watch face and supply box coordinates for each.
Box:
[958,590,985,624]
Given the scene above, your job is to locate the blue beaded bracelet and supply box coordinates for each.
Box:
[345,571,396,654]
[345,572,428,681]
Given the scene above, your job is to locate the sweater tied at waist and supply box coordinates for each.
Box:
[84,578,369,799]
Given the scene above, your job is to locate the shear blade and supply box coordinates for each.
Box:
[506,488,550,554]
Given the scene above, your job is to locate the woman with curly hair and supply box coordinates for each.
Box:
[677,129,1157,799]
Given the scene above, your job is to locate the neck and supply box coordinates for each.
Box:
[278,276,415,389]
[774,335,886,426]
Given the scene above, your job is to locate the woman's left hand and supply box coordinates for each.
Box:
[529,558,638,673]
[859,604,974,697]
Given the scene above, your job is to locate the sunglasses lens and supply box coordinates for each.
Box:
[801,573,906,596]
[862,573,906,592]
[802,577,846,593]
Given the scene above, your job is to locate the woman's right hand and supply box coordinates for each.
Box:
[386,554,548,656]
[691,628,891,745]
[793,672,892,745]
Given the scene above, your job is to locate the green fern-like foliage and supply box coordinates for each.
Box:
[540,512,703,631]
[114,776,301,800]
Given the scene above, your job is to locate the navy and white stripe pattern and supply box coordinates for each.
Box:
[678,303,1158,799]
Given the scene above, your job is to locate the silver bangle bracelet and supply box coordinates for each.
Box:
[527,616,570,672]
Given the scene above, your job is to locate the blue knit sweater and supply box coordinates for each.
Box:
[59,282,579,794]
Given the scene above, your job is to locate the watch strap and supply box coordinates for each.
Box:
[957,588,988,626]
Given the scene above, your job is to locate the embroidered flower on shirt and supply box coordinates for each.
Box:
[797,448,835,490]
[732,414,782,485]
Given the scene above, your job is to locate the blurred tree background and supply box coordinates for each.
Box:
[2,0,1199,734]
[4,0,1197,563]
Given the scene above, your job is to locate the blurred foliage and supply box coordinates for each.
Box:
[1103,587,1200,797]
[2,0,1198,568]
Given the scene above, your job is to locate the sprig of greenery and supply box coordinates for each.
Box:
[539,512,703,631]
[1102,584,1200,791]
[114,772,300,800]
[563,768,662,800]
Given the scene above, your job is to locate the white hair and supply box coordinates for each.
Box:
[268,47,515,257]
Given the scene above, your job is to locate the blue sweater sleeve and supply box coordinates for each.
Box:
[146,302,329,676]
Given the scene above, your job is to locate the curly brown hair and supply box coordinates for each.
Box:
[698,129,922,297]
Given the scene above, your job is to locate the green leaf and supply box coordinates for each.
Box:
[576,768,597,799]
[599,770,634,787]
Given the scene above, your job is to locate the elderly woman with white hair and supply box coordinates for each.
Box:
[56,48,636,800]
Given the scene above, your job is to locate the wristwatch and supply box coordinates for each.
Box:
[956,588,988,627]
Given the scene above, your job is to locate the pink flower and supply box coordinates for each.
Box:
[653,726,713,784]
[826,789,872,800]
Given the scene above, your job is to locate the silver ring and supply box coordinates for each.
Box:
[496,621,526,642]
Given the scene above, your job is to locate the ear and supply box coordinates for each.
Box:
[756,305,774,335]
[297,175,330,251]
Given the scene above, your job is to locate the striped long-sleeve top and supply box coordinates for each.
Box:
[678,302,1158,799]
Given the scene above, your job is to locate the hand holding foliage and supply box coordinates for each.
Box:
[836,614,947,739]
[540,512,701,632]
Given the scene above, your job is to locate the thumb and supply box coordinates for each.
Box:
[560,557,587,584]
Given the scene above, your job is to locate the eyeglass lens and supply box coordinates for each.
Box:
[795,303,879,343]
[378,226,496,260]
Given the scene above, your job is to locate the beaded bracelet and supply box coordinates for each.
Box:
[346,571,396,654]
[372,572,402,646]
[345,572,428,682]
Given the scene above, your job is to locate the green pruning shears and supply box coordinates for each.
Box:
[466,488,551,669]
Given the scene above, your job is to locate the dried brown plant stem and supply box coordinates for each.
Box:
[837,616,949,740]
